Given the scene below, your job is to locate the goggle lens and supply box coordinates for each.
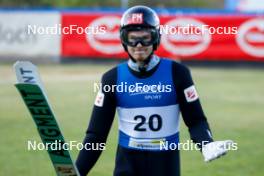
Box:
[121,27,159,47]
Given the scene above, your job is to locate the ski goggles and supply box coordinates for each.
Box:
[120,27,159,47]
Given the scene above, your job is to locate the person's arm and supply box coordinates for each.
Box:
[172,62,213,146]
[172,62,233,162]
[76,67,117,175]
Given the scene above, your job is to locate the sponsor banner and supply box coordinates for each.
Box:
[62,14,126,59]
[62,13,264,61]
[160,15,264,61]
[0,12,60,61]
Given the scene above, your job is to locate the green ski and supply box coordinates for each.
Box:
[14,61,80,176]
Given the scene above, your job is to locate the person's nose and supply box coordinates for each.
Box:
[136,42,143,47]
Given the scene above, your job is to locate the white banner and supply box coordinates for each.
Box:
[0,11,60,62]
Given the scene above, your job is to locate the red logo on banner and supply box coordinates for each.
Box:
[127,13,143,24]
[236,18,264,57]
[161,18,211,57]
[86,16,123,54]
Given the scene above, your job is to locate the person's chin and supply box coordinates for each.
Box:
[134,56,146,62]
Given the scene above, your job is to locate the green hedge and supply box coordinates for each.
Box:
[0,0,224,8]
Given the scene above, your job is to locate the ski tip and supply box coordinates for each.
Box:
[13,61,35,70]
[13,60,40,84]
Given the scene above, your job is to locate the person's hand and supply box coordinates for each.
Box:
[202,140,234,162]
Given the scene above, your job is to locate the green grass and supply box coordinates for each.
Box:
[0,63,264,176]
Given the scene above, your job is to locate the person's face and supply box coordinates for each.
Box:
[127,31,153,62]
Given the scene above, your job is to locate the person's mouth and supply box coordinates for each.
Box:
[134,50,146,54]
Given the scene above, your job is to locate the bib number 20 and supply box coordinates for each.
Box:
[134,114,162,132]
